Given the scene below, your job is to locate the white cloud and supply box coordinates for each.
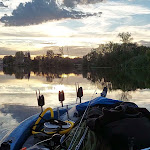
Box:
[0,0,31,17]
[115,24,150,41]
[0,0,100,26]
[74,1,150,43]
[4,0,31,10]
[0,0,150,56]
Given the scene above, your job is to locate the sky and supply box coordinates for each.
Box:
[0,0,150,57]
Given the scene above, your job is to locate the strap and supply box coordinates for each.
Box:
[49,119,67,126]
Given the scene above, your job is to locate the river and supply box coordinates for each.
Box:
[0,69,150,140]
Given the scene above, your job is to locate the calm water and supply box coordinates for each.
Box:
[0,69,150,140]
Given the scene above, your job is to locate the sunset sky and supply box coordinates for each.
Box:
[0,0,150,57]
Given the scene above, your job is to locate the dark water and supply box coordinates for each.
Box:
[0,68,150,139]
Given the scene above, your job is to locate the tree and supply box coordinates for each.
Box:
[46,50,54,59]
[3,55,15,66]
[118,32,133,44]
[59,47,64,56]
[15,51,24,65]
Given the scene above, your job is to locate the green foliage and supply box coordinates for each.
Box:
[125,55,149,68]
[3,50,82,72]
[15,51,24,58]
[14,51,32,66]
[3,55,15,66]
[46,50,54,59]
[118,32,133,44]
[82,33,150,69]
[31,51,82,71]
[3,51,31,67]
[146,49,150,61]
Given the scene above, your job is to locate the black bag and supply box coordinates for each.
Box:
[87,102,150,150]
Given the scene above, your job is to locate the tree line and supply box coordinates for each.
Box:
[82,32,150,69]
[3,50,82,72]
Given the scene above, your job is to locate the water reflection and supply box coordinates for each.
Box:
[0,68,102,139]
[119,91,132,101]
[83,68,150,91]
[3,67,31,79]
[0,104,40,123]
[83,68,150,110]
[3,66,150,93]
[1,67,150,140]
[3,66,82,83]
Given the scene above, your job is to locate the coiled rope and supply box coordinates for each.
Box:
[67,88,98,150]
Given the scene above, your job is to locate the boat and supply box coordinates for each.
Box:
[1,87,150,150]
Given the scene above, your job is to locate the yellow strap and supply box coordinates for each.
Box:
[32,107,74,135]
[32,107,54,134]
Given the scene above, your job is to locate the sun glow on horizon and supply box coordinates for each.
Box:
[62,55,78,59]
[0,0,150,58]
[60,73,77,78]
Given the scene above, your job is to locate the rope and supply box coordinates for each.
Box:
[27,137,52,150]
[75,127,89,150]
[67,88,97,150]
[28,87,98,150]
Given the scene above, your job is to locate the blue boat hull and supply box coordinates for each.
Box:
[0,96,121,150]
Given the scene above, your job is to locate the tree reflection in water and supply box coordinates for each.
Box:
[3,66,150,95]
[83,68,150,94]
[3,66,82,83]
[119,91,132,101]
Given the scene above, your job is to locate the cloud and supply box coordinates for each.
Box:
[37,46,92,57]
[0,47,17,55]
[41,42,56,45]
[0,0,101,26]
[0,31,48,37]
[0,104,40,122]
[139,40,150,47]
[0,1,8,7]
[62,0,105,8]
